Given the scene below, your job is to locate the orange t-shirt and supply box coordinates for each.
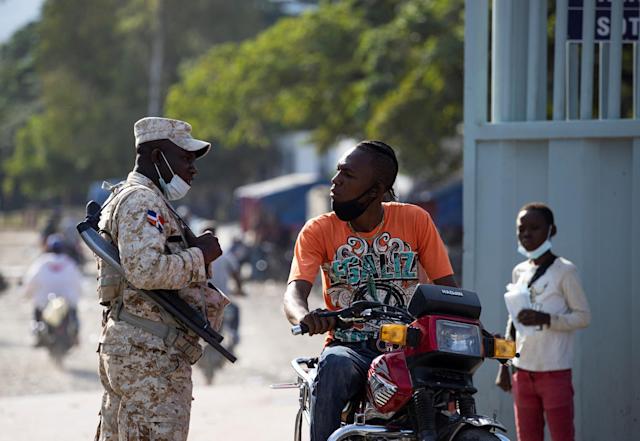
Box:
[288,202,454,341]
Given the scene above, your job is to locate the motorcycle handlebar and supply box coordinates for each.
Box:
[291,318,346,336]
[291,301,413,336]
[291,323,306,335]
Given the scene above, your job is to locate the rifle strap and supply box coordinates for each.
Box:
[109,298,202,364]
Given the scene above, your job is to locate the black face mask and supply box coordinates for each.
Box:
[331,185,376,221]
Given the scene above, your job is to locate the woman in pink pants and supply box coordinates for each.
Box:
[496,202,591,441]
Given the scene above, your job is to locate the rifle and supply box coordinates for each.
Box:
[77,201,237,363]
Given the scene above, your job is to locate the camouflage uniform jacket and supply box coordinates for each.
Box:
[98,171,228,354]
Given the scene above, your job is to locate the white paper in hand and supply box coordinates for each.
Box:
[504,283,536,337]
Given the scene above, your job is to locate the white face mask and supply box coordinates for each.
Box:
[517,226,552,260]
[154,152,191,200]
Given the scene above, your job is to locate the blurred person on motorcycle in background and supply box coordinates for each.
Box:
[40,207,86,265]
[40,208,62,248]
[202,223,245,345]
[283,140,458,441]
[495,203,591,441]
[23,234,83,346]
[195,223,245,385]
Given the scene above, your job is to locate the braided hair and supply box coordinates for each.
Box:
[355,140,399,201]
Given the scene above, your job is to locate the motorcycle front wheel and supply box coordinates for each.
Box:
[453,428,502,441]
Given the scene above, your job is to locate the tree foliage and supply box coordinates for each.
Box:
[2,0,277,207]
[167,0,464,179]
[167,3,365,148]
[2,0,464,209]
[0,23,41,203]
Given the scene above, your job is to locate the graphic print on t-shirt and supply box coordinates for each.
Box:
[322,231,419,309]
[320,231,419,342]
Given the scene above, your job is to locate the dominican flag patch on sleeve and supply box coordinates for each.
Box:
[146,210,165,233]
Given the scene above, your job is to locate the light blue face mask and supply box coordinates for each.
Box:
[154,152,191,201]
[517,226,552,260]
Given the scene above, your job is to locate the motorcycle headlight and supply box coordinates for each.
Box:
[436,320,481,357]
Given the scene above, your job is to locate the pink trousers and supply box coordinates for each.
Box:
[512,369,574,441]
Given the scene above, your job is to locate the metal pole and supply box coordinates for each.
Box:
[599,42,609,119]
[607,0,623,119]
[553,0,568,120]
[147,0,164,116]
[579,0,596,119]
[635,43,640,119]
[492,0,513,122]
[568,42,580,119]
[465,0,489,125]
[463,0,489,290]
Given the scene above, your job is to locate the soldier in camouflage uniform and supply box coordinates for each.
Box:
[95,117,228,441]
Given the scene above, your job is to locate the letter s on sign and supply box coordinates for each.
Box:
[597,16,610,38]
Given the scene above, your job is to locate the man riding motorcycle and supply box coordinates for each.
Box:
[283,140,458,441]
[23,234,83,346]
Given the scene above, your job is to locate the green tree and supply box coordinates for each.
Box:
[3,0,463,208]
[167,0,464,181]
[362,0,464,175]
[5,0,135,203]
[2,0,279,207]
[165,3,365,214]
[0,22,41,206]
[166,2,366,149]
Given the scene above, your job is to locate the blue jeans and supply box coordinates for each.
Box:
[310,342,381,441]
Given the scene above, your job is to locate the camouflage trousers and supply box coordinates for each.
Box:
[96,344,193,441]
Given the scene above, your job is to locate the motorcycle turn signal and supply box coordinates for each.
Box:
[379,324,421,347]
[483,336,518,360]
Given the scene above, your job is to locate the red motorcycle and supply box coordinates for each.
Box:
[276,284,516,441]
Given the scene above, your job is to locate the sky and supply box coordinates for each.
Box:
[0,0,44,43]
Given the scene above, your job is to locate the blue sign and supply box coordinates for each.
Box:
[568,0,640,42]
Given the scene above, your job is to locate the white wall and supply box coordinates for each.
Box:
[464,128,640,440]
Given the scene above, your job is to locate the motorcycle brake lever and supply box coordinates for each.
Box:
[336,316,365,325]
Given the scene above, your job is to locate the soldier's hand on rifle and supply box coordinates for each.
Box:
[193,231,222,266]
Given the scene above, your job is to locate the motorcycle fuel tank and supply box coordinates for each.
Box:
[367,351,413,414]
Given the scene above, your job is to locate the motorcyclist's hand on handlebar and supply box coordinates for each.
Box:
[299,309,336,336]
[192,231,223,266]
[517,309,550,327]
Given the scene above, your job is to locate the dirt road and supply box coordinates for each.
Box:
[0,229,324,440]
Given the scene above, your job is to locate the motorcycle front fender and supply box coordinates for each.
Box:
[445,416,510,441]
[460,415,507,432]
[327,424,415,441]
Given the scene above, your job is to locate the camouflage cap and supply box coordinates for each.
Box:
[134,117,211,158]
